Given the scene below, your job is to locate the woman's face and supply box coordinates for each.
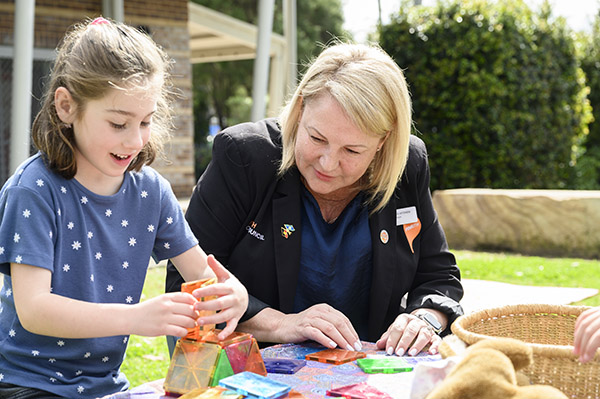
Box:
[294,93,383,199]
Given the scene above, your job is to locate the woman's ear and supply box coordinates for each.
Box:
[54,87,77,124]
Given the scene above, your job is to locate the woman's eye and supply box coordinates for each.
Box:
[310,135,325,143]
[110,122,126,130]
[346,148,360,155]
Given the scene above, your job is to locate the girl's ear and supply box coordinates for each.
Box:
[54,87,77,123]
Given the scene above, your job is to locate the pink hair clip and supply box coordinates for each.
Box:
[91,17,110,25]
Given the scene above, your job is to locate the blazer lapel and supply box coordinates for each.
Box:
[272,168,303,313]
[368,201,397,340]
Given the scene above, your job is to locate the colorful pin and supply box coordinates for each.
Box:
[281,224,295,239]
[380,229,389,244]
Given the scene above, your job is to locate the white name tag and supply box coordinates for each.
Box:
[396,206,418,225]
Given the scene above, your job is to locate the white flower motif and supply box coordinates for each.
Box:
[0,247,4,255]
[84,352,91,358]
[56,371,63,377]
[67,222,74,230]
[95,252,102,260]
[147,224,155,232]
[18,168,23,175]
[164,242,170,249]
[49,231,53,238]
[0,373,3,381]
[76,370,83,376]
[32,350,40,356]
[49,358,56,363]
[57,209,61,216]
[9,329,15,337]
[6,288,12,297]
[80,196,88,204]
[105,209,112,217]
[90,274,94,282]
[126,296,133,303]
[22,209,31,218]
[63,264,70,272]
[128,237,136,247]
[60,186,67,194]
[87,231,93,239]
[36,179,44,187]
[50,377,56,383]
[121,220,129,227]
[57,340,65,347]
[102,356,109,362]
[123,337,128,344]
[141,190,148,198]
[15,255,22,263]
[122,261,129,269]
[13,233,20,243]
[72,241,81,250]
[166,217,173,224]
[77,386,85,394]
[107,285,114,293]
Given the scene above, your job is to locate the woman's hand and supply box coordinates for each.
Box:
[188,255,249,340]
[275,304,362,351]
[573,307,600,363]
[376,310,445,356]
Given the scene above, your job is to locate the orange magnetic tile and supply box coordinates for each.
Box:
[305,348,366,365]
[243,338,267,376]
[200,329,254,347]
[287,389,308,398]
[182,278,218,340]
[163,340,221,395]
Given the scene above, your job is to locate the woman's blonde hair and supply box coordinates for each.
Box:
[278,42,412,213]
[32,17,174,179]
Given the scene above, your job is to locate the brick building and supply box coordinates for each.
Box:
[0,0,196,197]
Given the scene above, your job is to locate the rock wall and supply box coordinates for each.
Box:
[432,189,600,259]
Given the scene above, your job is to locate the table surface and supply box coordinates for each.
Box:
[105,342,442,399]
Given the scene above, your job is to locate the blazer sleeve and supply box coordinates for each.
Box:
[165,120,280,321]
[403,137,464,331]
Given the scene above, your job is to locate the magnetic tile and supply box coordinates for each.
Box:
[356,357,413,373]
[326,382,394,399]
[218,371,291,399]
[264,358,306,374]
[305,348,366,365]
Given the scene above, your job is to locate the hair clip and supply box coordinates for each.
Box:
[91,17,110,25]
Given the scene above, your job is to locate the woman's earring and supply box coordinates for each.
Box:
[64,123,72,129]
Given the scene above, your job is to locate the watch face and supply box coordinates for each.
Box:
[420,313,442,332]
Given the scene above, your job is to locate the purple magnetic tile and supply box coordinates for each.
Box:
[264,358,307,374]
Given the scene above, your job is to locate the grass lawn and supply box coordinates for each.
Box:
[121,250,600,387]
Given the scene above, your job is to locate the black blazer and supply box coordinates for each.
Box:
[166,119,463,342]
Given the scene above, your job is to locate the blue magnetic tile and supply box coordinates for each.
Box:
[264,358,306,374]
[218,371,291,399]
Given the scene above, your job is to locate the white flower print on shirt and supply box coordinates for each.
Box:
[126,296,133,303]
[164,242,170,249]
[80,196,88,205]
[22,209,31,218]
[95,252,102,260]
[8,329,15,337]
[67,222,74,230]
[60,186,67,194]
[141,191,148,198]
[107,285,114,293]
[105,209,112,217]
[128,237,136,247]
[121,220,129,228]
[77,386,85,394]
[166,217,173,224]
[13,233,20,243]
[0,247,4,255]
[15,255,22,263]
[147,224,155,232]
[122,261,129,269]
[36,179,44,187]
[63,264,70,272]
[72,241,81,250]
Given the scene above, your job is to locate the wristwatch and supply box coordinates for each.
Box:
[415,312,443,334]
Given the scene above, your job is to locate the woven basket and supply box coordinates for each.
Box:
[452,304,600,399]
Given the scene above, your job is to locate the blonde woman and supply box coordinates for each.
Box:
[167,43,463,357]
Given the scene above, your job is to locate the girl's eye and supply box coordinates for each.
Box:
[110,122,126,130]
[141,121,151,128]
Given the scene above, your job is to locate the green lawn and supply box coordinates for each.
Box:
[121,250,600,387]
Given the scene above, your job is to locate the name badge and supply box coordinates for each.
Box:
[396,206,418,226]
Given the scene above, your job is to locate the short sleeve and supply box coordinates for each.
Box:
[0,186,56,275]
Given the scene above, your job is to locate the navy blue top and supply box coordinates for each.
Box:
[294,186,373,339]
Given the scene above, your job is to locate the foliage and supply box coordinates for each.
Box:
[189,0,347,178]
[579,9,600,189]
[379,0,592,190]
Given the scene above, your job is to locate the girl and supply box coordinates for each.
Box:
[0,17,248,398]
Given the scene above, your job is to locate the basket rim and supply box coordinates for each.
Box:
[452,303,594,359]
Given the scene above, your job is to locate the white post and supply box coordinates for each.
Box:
[283,0,297,95]
[112,0,124,22]
[10,0,35,172]
[251,0,275,122]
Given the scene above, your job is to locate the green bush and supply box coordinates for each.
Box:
[380,0,591,190]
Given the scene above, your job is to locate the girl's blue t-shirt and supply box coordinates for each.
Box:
[0,153,198,398]
[294,187,373,340]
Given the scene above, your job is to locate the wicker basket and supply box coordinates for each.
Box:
[452,304,600,399]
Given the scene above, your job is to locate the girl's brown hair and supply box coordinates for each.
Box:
[32,17,174,179]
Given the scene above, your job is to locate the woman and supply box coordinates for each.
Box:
[167,42,463,357]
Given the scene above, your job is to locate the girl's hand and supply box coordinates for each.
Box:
[376,312,443,356]
[574,307,600,363]
[191,255,249,340]
[131,292,198,338]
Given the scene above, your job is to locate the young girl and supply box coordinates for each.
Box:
[0,17,248,398]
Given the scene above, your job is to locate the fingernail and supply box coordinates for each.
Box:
[346,344,354,351]
[329,341,337,348]
[386,347,394,355]
[396,348,405,356]
[409,348,418,356]
[354,341,362,351]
